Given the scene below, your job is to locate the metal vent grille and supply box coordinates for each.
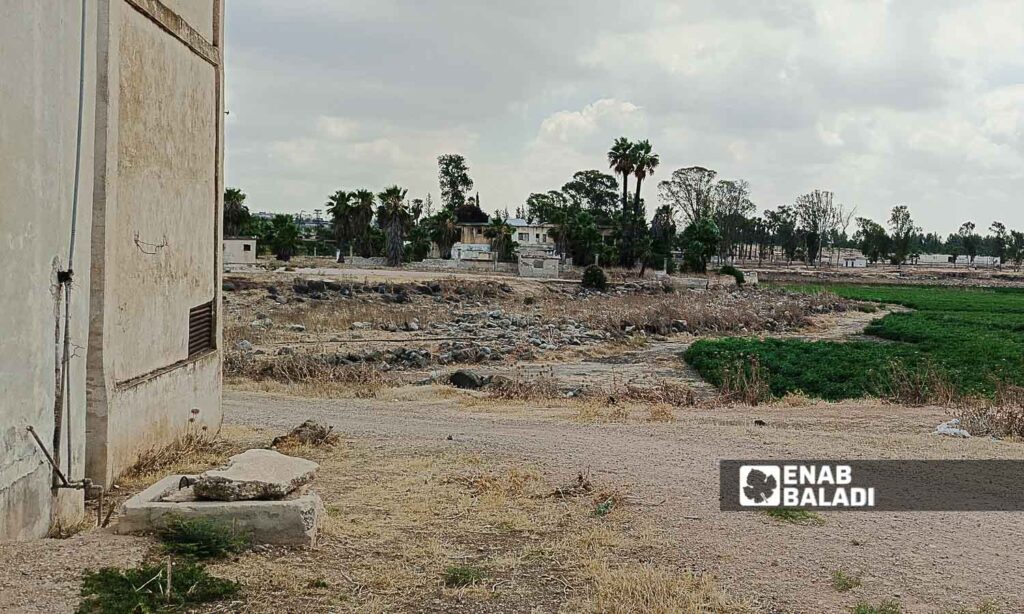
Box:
[188,301,215,356]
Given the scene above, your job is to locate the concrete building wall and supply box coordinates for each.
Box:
[518,255,560,279]
[0,1,98,539]
[224,239,257,264]
[1,0,223,540]
[87,0,224,487]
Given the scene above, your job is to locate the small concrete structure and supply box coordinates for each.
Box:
[518,253,561,278]
[117,449,325,546]
[843,256,868,268]
[117,474,325,546]
[224,236,257,264]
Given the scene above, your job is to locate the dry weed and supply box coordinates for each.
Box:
[719,357,772,406]
[225,352,396,398]
[955,382,1024,438]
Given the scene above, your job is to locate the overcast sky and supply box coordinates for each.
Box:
[224,0,1024,234]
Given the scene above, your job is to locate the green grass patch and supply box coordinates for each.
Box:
[763,508,824,525]
[685,285,1024,400]
[831,569,862,592]
[158,516,251,559]
[77,561,239,613]
[443,565,485,588]
[853,599,902,614]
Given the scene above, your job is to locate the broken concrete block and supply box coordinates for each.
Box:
[193,449,318,501]
[117,474,324,546]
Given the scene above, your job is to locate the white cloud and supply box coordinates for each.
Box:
[225,0,1024,232]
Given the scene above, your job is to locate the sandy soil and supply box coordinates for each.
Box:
[224,389,1024,614]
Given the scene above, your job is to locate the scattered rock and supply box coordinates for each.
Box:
[251,317,273,329]
[193,449,319,501]
[271,420,339,448]
[287,324,306,332]
[449,369,486,390]
[235,340,253,351]
[222,281,236,292]
[934,418,971,438]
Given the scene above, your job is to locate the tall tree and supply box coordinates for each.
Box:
[483,215,515,262]
[325,190,352,262]
[268,214,300,261]
[350,189,376,257]
[713,179,755,261]
[888,205,920,267]
[437,154,474,211]
[426,208,460,259]
[855,217,890,264]
[607,138,637,266]
[990,221,1008,264]
[561,170,619,226]
[794,189,838,265]
[657,166,718,226]
[223,187,250,237]
[1009,230,1024,270]
[631,140,660,219]
[958,221,979,265]
[376,186,410,266]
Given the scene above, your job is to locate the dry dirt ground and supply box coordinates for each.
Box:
[223,388,1024,614]
[4,267,1020,613]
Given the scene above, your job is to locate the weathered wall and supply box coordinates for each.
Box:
[224,239,257,264]
[518,256,560,279]
[0,1,97,539]
[87,0,223,486]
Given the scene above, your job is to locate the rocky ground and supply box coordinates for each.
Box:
[222,274,851,381]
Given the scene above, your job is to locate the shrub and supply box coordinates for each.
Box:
[719,264,745,285]
[764,508,824,525]
[443,565,484,588]
[582,265,608,291]
[831,569,862,592]
[77,562,239,613]
[852,599,902,614]
[159,516,251,559]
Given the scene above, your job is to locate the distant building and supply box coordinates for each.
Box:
[843,256,868,268]
[224,237,258,264]
[508,218,555,253]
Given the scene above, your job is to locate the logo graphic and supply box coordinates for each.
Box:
[739,465,780,506]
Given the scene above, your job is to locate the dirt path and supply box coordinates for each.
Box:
[225,389,1024,613]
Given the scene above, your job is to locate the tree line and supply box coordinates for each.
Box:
[223,140,1024,271]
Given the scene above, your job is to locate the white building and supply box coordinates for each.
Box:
[224,237,258,264]
[843,256,868,268]
[508,218,555,253]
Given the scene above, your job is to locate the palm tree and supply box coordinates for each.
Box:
[269,214,300,261]
[223,187,250,237]
[428,209,460,259]
[631,140,659,218]
[376,185,410,267]
[607,138,635,212]
[351,189,376,257]
[484,215,515,262]
[325,190,351,262]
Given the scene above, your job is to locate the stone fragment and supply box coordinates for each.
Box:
[193,449,319,501]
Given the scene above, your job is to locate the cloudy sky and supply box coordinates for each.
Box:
[224,0,1024,234]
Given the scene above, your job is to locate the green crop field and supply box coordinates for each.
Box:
[684,285,1024,400]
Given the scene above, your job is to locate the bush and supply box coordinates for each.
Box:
[581,265,608,291]
[719,264,745,285]
[77,561,239,613]
[443,565,484,587]
[159,516,251,559]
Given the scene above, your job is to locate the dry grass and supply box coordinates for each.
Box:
[882,361,961,406]
[718,357,772,406]
[116,424,244,491]
[179,429,750,613]
[955,382,1024,439]
[225,352,398,398]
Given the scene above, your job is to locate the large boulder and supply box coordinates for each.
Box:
[193,449,319,501]
[449,369,486,390]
